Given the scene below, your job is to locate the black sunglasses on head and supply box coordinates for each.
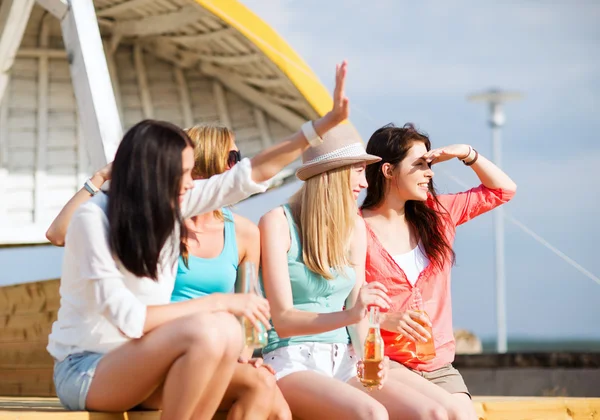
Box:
[228,150,241,167]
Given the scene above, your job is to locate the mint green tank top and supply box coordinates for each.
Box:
[263,204,356,354]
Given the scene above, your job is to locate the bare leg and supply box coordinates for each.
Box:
[85,312,242,420]
[452,394,477,420]
[189,322,247,420]
[348,376,448,420]
[268,383,292,420]
[277,371,388,420]
[387,367,473,420]
[214,363,277,420]
[139,341,290,420]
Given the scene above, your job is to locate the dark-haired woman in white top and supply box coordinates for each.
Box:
[47,61,351,420]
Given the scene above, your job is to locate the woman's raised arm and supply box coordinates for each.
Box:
[45,163,111,246]
[249,61,349,183]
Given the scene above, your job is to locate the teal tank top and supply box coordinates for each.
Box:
[171,208,239,302]
[263,204,356,354]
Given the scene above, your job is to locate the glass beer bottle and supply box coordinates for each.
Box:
[237,262,268,349]
[414,310,436,361]
[361,306,384,389]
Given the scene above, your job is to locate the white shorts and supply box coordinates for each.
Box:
[263,342,358,383]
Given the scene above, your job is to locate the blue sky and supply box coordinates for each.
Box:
[236,0,600,342]
[1,1,598,343]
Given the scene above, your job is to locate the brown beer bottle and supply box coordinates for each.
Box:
[414,310,436,361]
[361,306,384,389]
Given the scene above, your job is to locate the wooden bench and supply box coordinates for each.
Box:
[3,281,600,419]
[1,396,600,419]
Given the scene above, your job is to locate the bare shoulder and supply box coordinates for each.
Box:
[232,213,259,241]
[258,206,287,231]
[350,214,367,265]
[352,213,367,240]
[258,207,291,251]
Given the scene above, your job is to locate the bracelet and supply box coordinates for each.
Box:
[84,179,100,196]
[301,120,323,147]
[464,149,479,166]
[460,146,475,165]
[459,146,473,162]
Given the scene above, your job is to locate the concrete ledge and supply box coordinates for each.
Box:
[454,354,600,397]
[454,353,600,369]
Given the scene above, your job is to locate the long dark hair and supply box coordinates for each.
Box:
[362,123,455,271]
[108,119,194,280]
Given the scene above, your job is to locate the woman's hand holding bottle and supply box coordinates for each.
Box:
[349,282,391,323]
[380,310,432,343]
[357,356,390,391]
[225,293,271,333]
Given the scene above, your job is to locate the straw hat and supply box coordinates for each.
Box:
[296,124,381,181]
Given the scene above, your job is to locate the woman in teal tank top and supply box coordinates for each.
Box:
[259,124,393,420]
[172,207,239,301]
[172,124,291,420]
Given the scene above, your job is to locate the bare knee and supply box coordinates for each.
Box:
[269,384,292,420]
[244,367,276,394]
[177,313,233,359]
[271,405,293,420]
[353,400,388,420]
[215,312,244,357]
[235,368,275,412]
[257,368,277,391]
[271,404,293,420]
[418,405,449,420]
[447,399,476,420]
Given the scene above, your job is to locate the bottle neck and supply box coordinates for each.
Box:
[239,261,258,294]
[368,307,380,327]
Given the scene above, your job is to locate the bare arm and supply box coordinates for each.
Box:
[346,283,367,359]
[470,153,517,191]
[249,61,349,184]
[46,164,111,246]
[114,283,270,336]
[345,217,387,359]
[234,215,261,277]
[424,144,517,191]
[233,216,262,360]
[259,207,359,338]
[143,293,229,333]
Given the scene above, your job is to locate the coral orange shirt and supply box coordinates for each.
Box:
[363,185,516,371]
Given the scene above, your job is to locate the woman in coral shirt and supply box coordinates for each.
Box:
[361,123,517,420]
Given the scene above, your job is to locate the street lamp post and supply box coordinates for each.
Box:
[467,89,523,354]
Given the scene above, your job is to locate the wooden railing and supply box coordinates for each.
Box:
[0,279,59,396]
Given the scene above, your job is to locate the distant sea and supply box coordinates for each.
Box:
[482,340,600,353]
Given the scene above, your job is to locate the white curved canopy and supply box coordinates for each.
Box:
[0,0,338,245]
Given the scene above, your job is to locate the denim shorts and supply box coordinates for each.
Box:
[53,352,104,410]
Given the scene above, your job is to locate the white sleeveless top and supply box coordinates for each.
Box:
[392,244,430,286]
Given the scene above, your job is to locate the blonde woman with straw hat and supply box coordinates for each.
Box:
[260,124,389,419]
[260,123,461,419]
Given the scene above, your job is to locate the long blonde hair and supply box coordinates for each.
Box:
[289,166,356,279]
[184,124,234,221]
[181,124,234,266]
